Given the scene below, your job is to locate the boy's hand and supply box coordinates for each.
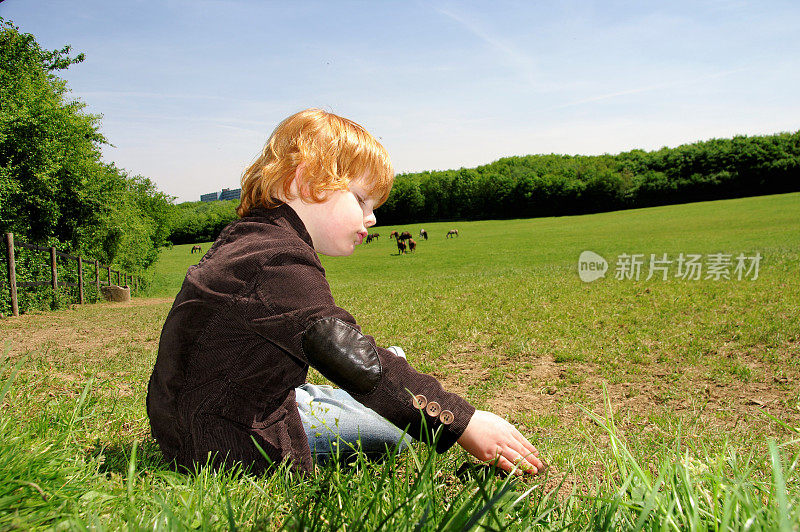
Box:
[456,410,545,475]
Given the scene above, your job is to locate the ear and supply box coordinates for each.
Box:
[292,163,312,200]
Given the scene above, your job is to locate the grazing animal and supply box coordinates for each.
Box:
[365,234,374,244]
[389,230,399,240]
[408,239,417,252]
[191,245,203,254]
[396,239,407,254]
[398,231,413,242]
[369,232,379,241]
[446,229,459,238]
[419,229,428,240]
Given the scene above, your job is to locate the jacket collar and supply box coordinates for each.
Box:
[247,203,314,249]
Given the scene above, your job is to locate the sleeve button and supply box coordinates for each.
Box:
[426,401,441,417]
[439,410,454,425]
[412,394,428,409]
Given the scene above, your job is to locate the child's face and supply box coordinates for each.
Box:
[289,175,377,257]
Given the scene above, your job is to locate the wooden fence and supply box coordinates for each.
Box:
[3,232,140,317]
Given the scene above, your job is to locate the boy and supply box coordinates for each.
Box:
[147,109,543,476]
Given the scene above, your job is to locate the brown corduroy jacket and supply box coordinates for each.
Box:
[146,204,475,474]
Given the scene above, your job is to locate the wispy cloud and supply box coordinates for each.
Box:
[554,67,749,109]
[73,90,276,107]
[432,4,548,91]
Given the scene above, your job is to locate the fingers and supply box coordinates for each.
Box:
[517,432,540,458]
[495,455,525,476]
[459,410,546,476]
[496,448,542,476]
[505,422,538,456]
[490,445,537,476]
[505,426,544,472]
[508,447,541,473]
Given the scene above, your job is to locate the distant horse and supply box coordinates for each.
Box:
[398,231,413,242]
[191,245,203,254]
[419,229,428,240]
[390,230,399,240]
[396,239,407,254]
[446,229,459,238]
[369,232,380,241]
[365,234,374,244]
[408,239,417,252]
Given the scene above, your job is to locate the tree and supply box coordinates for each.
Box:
[0,18,173,273]
[0,18,99,245]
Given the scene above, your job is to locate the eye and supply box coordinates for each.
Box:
[356,195,366,206]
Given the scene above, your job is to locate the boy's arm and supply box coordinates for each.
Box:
[302,316,474,452]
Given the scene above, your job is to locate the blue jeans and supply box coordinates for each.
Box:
[296,346,413,461]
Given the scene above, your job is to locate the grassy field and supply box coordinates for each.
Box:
[1,192,799,529]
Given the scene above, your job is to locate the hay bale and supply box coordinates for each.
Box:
[101,285,131,302]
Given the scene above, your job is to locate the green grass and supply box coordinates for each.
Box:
[2,192,799,528]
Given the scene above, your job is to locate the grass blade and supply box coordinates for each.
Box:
[0,352,28,405]
[768,439,792,532]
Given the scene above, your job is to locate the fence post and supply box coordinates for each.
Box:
[77,256,84,305]
[95,260,99,297]
[5,233,18,317]
[50,247,57,294]
[107,266,111,286]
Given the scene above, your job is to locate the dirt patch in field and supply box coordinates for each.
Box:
[446,344,800,494]
[1,297,172,359]
[432,342,562,396]
[1,297,173,395]
[429,339,800,456]
[480,354,800,441]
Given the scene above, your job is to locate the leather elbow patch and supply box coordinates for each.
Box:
[301,317,382,395]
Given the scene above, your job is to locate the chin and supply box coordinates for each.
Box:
[321,246,354,257]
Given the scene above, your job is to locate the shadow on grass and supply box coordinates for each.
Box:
[90,437,169,476]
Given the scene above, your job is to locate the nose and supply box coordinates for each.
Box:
[364,210,376,228]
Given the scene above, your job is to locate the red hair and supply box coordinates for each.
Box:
[238,108,393,217]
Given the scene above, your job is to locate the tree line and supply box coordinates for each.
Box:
[169,199,239,245]
[170,129,799,243]
[377,131,800,225]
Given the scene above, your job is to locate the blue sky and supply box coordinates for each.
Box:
[2,0,798,202]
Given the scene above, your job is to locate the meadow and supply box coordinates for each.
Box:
[1,192,799,529]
